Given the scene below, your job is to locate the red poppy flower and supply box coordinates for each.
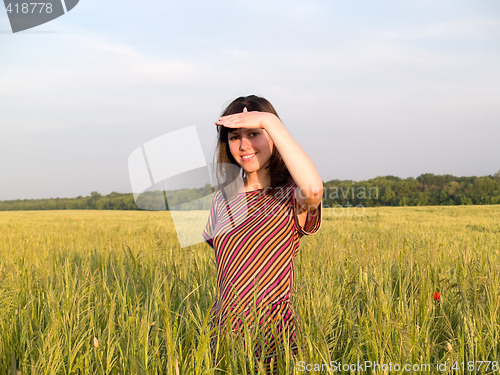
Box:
[433,291,440,301]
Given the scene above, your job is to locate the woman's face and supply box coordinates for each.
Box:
[227,128,273,175]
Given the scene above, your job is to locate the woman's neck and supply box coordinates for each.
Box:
[243,172,270,191]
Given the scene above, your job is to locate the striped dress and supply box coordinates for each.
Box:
[202,179,322,364]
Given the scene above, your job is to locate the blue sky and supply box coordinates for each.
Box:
[1,0,499,199]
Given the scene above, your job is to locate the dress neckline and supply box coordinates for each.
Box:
[235,180,295,195]
[237,188,265,195]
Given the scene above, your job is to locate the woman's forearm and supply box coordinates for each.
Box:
[264,117,323,207]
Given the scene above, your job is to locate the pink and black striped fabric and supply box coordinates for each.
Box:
[202,179,322,364]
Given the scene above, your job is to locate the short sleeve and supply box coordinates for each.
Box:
[202,191,219,248]
[291,186,322,237]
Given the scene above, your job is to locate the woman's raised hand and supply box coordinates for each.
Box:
[214,107,280,130]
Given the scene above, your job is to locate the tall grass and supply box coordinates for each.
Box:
[0,206,499,374]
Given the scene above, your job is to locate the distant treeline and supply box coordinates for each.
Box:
[1,172,499,211]
[0,191,139,212]
[323,172,500,207]
[0,185,215,211]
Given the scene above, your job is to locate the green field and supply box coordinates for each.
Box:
[1,206,499,374]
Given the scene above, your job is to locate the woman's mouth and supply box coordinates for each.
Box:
[241,153,256,161]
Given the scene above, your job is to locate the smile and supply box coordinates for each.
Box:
[241,153,256,161]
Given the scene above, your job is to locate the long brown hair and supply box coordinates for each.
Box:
[215,95,292,193]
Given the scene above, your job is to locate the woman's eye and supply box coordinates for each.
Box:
[250,132,260,137]
[229,136,239,141]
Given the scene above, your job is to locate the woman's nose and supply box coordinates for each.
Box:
[239,136,251,150]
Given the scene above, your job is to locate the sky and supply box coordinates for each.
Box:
[1,0,499,200]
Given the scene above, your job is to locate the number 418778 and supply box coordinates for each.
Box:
[5,3,53,14]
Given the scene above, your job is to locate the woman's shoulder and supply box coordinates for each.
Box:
[212,187,227,205]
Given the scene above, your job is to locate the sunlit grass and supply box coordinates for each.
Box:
[0,206,499,374]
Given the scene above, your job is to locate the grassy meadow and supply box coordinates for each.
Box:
[0,206,499,374]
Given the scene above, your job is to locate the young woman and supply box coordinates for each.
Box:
[203,95,323,371]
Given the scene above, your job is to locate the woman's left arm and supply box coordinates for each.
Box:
[216,110,323,211]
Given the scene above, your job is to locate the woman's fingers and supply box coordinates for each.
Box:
[215,110,266,128]
[215,116,240,127]
[215,112,246,127]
